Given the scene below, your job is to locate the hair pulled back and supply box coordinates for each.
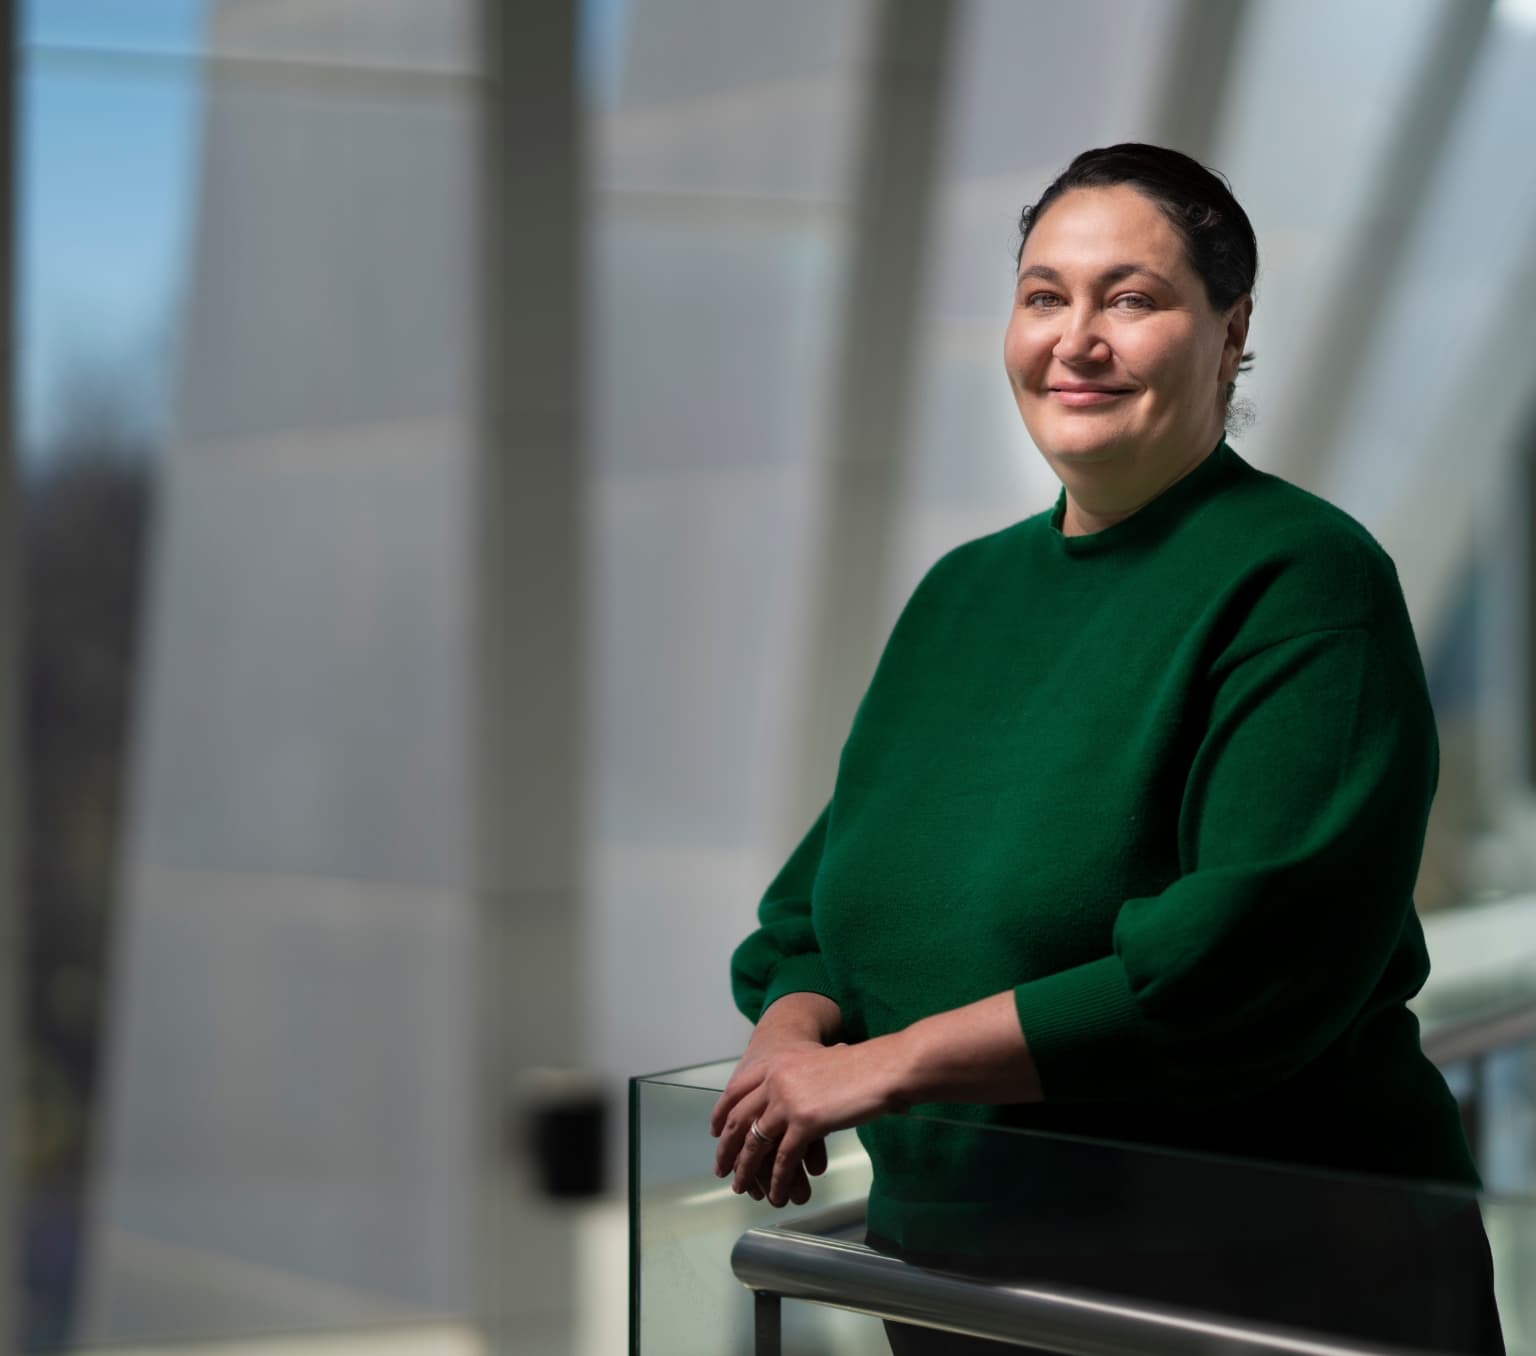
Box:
[1016,143,1258,418]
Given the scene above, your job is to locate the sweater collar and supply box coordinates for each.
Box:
[1048,438,1239,557]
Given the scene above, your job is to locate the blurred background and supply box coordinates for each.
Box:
[6,0,1536,1352]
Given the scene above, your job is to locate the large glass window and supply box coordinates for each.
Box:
[588,0,874,1086]
[18,1,483,1345]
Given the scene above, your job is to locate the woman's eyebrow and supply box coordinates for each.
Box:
[1016,262,1175,288]
[1101,263,1175,288]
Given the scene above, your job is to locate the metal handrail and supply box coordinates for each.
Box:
[731,1201,1427,1356]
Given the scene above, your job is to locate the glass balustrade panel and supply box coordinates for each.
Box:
[635,1059,1535,1356]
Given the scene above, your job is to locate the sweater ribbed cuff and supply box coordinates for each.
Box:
[1013,955,1157,1100]
[760,953,837,1019]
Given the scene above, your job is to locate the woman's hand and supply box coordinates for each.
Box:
[710,1035,909,1208]
[710,989,1043,1209]
[709,992,844,1207]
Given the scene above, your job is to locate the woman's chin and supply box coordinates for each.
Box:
[1039,438,1129,470]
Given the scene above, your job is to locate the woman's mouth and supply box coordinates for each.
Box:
[1049,385,1134,407]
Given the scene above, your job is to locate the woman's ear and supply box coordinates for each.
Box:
[1222,295,1253,384]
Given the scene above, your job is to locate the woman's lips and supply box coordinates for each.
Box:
[1049,386,1133,407]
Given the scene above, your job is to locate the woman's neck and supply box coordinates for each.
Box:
[1059,433,1223,538]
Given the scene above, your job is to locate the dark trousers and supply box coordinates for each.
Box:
[870,1202,1505,1356]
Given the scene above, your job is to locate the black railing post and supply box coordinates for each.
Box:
[754,1290,782,1356]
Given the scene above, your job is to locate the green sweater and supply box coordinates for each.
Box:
[731,439,1479,1250]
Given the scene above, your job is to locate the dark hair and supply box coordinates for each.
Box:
[1016,143,1257,419]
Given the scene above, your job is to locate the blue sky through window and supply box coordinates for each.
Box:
[18,0,211,457]
[16,0,632,459]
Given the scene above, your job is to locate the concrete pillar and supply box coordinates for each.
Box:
[475,3,586,1351]
[787,0,957,826]
[0,0,19,1347]
[1146,0,1251,160]
[1260,0,1494,492]
[1523,415,1536,790]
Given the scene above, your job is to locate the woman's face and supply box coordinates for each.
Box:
[1003,184,1248,504]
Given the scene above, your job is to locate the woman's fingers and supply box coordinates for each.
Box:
[732,1111,781,1194]
[708,1091,730,1138]
[777,1160,811,1206]
[714,1088,768,1180]
[767,1126,811,1207]
[708,1062,765,1138]
[789,1163,812,1205]
[708,1081,746,1138]
[804,1136,828,1176]
[748,1152,811,1207]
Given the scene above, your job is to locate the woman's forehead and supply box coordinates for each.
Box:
[1019,185,1190,276]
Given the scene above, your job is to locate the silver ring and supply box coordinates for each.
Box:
[749,1119,774,1146]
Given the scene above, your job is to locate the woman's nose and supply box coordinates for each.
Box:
[1053,310,1110,365]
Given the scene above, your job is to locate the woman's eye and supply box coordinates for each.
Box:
[1112,293,1153,311]
[1023,292,1062,310]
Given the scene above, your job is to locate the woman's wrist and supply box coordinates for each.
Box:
[887,1013,946,1106]
[759,990,843,1044]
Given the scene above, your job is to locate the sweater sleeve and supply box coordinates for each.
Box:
[1012,623,1437,1103]
[730,802,840,1024]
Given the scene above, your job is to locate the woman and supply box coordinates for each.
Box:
[710,144,1503,1353]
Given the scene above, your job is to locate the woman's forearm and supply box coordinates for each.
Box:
[712,989,1040,1207]
[890,990,1044,1105]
